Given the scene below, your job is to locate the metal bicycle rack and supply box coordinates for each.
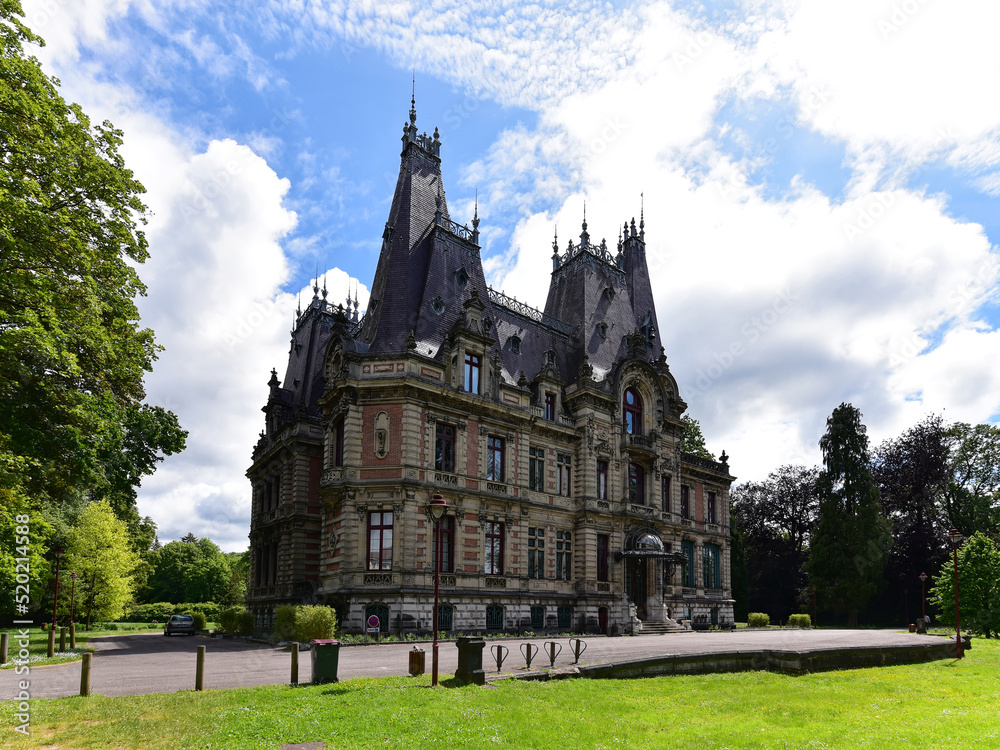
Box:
[519,642,538,669]
[490,644,509,673]
[544,641,562,667]
[568,638,587,664]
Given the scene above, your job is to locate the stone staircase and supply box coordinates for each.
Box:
[638,620,689,635]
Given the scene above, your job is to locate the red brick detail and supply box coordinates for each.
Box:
[360,468,403,479]
[464,551,478,560]
[466,420,479,475]
[464,565,478,572]
[695,483,704,522]
[420,367,442,380]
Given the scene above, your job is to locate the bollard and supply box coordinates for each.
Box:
[1,632,8,665]
[290,642,299,686]
[70,623,76,649]
[569,638,587,664]
[544,641,562,667]
[520,642,538,669]
[195,645,206,691]
[490,644,509,673]
[47,628,55,658]
[80,652,92,696]
[60,627,67,653]
[454,636,486,685]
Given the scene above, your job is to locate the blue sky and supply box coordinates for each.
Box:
[23,0,1000,550]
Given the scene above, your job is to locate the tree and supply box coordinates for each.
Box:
[680,414,714,460]
[65,500,139,627]
[872,414,951,623]
[0,2,185,515]
[944,423,1000,538]
[143,535,240,604]
[729,510,750,621]
[930,532,1000,638]
[808,404,892,627]
[731,465,819,620]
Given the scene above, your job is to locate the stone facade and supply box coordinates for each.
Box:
[246,101,735,635]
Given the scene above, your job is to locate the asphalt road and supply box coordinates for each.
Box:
[1,629,948,700]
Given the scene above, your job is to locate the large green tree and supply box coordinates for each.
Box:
[144,536,244,604]
[930,532,1000,638]
[65,500,139,627]
[808,403,892,627]
[944,423,1000,538]
[0,2,185,519]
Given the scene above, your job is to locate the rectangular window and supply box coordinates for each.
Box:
[485,521,504,575]
[333,418,345,467]
[464,352,480,393]
[661,475,671,513]
[529,447,545,491]
[680,485,690,518]
[435,423,455,473]
[681,539,695,587]
[433,516,454,574]
[703,543,721,588]
[597,460,608,501]
[544,392,556,420]
[556,530,571,580]
[707,491,717,524]
[628,463,645,505]
[367,511,393,571]
[597,534,609,582]
[487,435,505,482]
[557,454,571,496]
[527,526,544,579]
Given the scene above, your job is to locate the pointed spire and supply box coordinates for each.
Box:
[312,263,319,301]
[639,192,645,241]
[409,72,417,126]
[552,225,560,270]
[321,271,328,301]
[580,202,590,248]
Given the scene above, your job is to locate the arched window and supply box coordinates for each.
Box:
[623,387,643,435]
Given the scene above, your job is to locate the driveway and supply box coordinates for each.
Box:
[1,629,949,699]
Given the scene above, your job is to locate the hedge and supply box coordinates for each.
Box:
[124,602,222,623]
[787,614,811,628]
[748,612,770,628]
[272,604,337,642]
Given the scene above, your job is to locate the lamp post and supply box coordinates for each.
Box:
[919,572,928,621]
[812,583,817,628]
[69,572,79,626]
[51,545,64,628]
[428,492,448,686]
[948,529,963,659]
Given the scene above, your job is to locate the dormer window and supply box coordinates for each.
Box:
[509,335,521,354]
[483,317,493,333]
[604,287,615,302]
[431,296,445,315]
[464,352,481,393]
[596,322,607,338]
[544,349,556,366]
[455,267,469,288]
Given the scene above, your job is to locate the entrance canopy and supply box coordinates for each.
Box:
[621,527,687,562]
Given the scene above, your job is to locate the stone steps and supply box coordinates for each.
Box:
[638,621,688,635]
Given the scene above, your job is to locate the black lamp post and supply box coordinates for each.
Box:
[812,583,817,628]
[948,529,963,659]
[70,572,79,626]
[919,572,928,620]
[51,545,64,628]
[428,492,448,686]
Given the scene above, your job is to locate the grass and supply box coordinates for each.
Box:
[1,625,164,670]
[3,638,998,748]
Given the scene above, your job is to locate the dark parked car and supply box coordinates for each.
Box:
[164,614,196,636]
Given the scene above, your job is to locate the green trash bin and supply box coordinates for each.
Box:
[311,639,340,684]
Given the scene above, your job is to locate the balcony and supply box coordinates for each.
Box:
[434,472,459,487]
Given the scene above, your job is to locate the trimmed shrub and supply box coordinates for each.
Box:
[787,614,811,628]
[235,611,256,636]
[295,605,337,642]
[191,611,208,630]
[748,612,770,628]
[218,606,242,634]
[273,605,298,641]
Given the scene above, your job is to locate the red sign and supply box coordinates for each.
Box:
[367,615,380,630]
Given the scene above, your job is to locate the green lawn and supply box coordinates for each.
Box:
[4,639,998,749]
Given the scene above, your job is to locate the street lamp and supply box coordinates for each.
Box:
[70,572,79,626]
[428,492,448,686]
[51,545,64,628]
[948,529,963,659]
[919,572,928,621]
[812,583,817,629]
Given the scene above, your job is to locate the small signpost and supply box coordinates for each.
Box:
[366,614,380,643]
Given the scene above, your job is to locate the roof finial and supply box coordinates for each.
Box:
[473,189,480,227]
[580,202,590,247]
[409,72,417,126]
[322,271,328,301]
[312,263,319,300]
[639,192,645,240]
[553,225,559,252]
